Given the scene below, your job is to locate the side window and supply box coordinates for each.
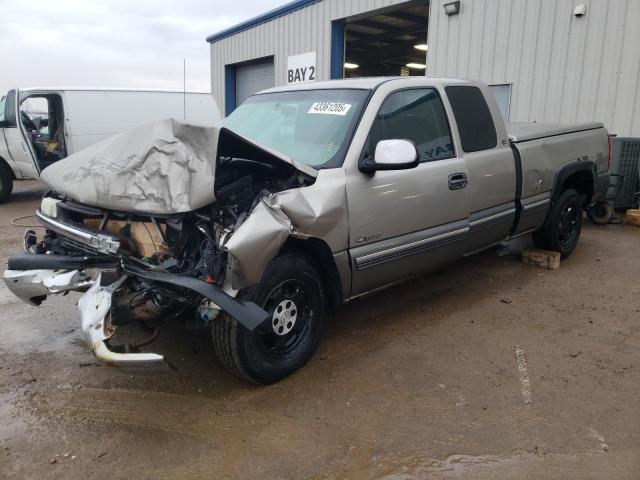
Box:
[368,88,454,162]
[445,86,497,152]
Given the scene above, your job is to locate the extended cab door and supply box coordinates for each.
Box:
[444,84,517,253]
[346,85,471,296]
[0,90,39,179]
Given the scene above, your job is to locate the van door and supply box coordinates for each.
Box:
[19,93,68,172]
[347,87,471,296]
[1,90,39,178]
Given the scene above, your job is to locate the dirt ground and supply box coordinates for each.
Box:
[0,180,639,480]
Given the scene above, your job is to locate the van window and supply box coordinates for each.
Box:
[21,97,49,136]
[445,86,497,152]
[368,88,454,162]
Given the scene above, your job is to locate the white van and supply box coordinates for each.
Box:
[0,88,221,202]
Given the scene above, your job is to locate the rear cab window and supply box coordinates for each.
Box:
[366,88,455,162]
[445,86,497,152]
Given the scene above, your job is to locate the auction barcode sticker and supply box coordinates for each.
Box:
[307,102,352,116]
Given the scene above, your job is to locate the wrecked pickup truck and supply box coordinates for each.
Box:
[3,78,610,384]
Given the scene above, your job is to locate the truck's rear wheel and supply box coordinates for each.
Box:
[533,188,582,258]
[0,161,14,203]
[212,253,326,384]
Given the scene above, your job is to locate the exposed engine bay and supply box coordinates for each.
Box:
[32,144,308,325]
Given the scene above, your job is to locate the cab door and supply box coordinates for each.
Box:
[346,87,471,296]
[444,85,517,253]
[1,90,39,178]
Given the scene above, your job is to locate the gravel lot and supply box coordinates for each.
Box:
[1,180,639,479]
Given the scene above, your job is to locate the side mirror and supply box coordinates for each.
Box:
[359,139,419,173]
[1,90,17,128]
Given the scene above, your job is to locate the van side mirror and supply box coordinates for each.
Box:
[359,139,419,173]
[1,90,17,128]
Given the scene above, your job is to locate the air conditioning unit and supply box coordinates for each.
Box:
[607,138,640,209]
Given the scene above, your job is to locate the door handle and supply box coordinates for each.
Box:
[448,173,468,190]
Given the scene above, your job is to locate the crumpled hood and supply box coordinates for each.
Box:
[40,118,316,214]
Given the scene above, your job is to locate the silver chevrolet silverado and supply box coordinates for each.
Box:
[3,77,610,384]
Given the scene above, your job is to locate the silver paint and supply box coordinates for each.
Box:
[225,168,348,290]
[3,268,98,306]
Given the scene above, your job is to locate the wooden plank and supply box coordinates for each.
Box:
[521,249,561,269]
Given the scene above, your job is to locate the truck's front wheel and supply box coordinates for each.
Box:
[533,188,583,258]
[213,253,326,384]
[0,161,14,203]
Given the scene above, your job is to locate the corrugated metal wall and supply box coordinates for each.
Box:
[210,0,414,107]
[427,0,640,136]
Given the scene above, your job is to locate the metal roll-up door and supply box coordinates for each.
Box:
[236,59,275,108]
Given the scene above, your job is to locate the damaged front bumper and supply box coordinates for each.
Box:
[77,274,167,367]
[4,254,270,368]
[4,267,166,367]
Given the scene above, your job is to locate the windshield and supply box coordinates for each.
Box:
[222,89,369,169]
[0,95,5,122]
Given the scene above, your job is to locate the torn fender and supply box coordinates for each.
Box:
[225,169,348,290]
[224,198,292,289]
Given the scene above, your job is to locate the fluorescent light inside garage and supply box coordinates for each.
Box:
[344,62,359,69]
[406,63,426,70]
[414,44,428,51]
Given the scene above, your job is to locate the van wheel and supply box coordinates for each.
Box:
[0,161,14,203]
[212,253,326,384]
[533,188,582,259]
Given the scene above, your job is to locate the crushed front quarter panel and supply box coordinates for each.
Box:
[225,169,348,290]
[224,198,292,289]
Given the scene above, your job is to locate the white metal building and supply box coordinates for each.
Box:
[208,0,640,137]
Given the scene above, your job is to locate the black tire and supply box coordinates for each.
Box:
[587,201,613,225]
[0,161,14,203]
[532,188,583,259]
[213,253,326,384]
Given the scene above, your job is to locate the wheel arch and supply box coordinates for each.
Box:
[539,162,593,231]
[0,155,16,179]
[552,161,595,206]
[278,237,344,313]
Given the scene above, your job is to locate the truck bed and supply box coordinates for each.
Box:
[506,121,610,235]
[507,122,604,143]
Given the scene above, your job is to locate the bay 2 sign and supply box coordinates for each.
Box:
[287,51,316,84]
